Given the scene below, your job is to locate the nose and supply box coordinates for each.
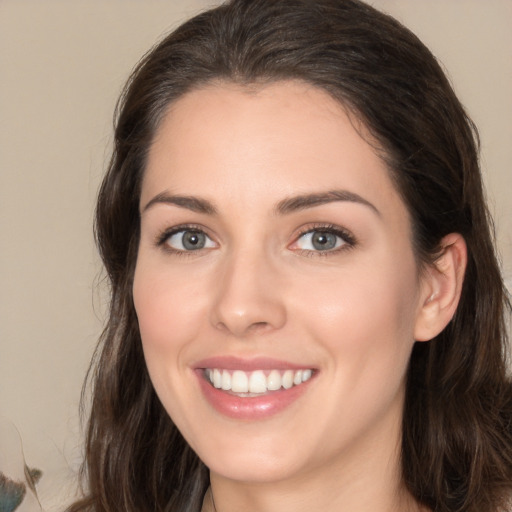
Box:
[210,248,287,338]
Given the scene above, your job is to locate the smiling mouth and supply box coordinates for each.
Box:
[204,368,314,395]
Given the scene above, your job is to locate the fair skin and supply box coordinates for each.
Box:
[133,80,466,512]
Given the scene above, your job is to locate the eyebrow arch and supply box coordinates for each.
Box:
[276,189,380,216]
[142,192,217,215]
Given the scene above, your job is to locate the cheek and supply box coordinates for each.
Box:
[297,262,419,431]
[132,261,211,402]
[293,254,420,374]
[132,262,209,428]
[133,262,206,349]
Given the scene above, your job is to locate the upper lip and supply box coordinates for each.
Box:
[193,356,315,372]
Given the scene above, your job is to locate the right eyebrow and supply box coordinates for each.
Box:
[142,192,217,215]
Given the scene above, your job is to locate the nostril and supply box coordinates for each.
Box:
[214,321,229,333]
[214,319,271,336]
[254,322,267,327]
[249,321,270,331]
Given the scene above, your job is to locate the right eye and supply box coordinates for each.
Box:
[163,229,216,252]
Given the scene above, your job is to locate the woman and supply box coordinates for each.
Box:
[70,0,512,511]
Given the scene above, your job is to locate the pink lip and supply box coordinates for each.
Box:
[194,356,309,372]
[193,356,316,421]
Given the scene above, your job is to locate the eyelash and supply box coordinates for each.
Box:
[154,223,357,257]
[292,224,357,257]
[155,224,215,256]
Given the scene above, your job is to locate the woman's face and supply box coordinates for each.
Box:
[133,81,430,485]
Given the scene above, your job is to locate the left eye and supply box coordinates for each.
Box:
[294,230,348,251]
[165,229,216,251]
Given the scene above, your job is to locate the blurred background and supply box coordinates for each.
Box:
[1,1,511,509]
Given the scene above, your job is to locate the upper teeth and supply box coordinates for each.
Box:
[206,368,313,394]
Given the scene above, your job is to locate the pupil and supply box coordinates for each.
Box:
[312,231,336,250]
[182,231,205,250]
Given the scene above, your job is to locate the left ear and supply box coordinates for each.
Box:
[414,233,467,342]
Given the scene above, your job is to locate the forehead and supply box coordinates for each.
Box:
[142,80,407,222]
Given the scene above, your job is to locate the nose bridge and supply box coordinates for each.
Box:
[210,242,286,337]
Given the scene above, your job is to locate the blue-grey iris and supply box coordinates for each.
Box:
[182,231,206,250]
[312,231,337,250]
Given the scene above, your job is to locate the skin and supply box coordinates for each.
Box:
[133,80,465,512]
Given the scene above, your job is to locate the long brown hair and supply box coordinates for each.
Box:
[70,1,512,511]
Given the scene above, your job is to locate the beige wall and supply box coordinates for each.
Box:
[1,1,510,509]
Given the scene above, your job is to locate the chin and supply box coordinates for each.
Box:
[207,456,302,484]
[192,428,310,484]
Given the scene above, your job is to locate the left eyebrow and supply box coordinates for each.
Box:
[275,189,381,217]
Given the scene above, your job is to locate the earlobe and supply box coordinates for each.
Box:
[414,233,467,342]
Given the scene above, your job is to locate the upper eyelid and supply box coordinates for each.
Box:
[293,223,356,240]
[290,224,357,250]
[152,222,356,248]
[155,227,218,257]
[155,224,216,245]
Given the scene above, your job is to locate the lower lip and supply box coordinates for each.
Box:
[195,370,313,420]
